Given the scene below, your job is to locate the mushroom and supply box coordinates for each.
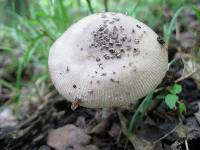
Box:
[48,12,168,108]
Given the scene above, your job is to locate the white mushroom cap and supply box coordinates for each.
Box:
[48,12,168,108]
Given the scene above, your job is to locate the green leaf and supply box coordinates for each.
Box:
[170,84,182,94]
[193,6,200,23]
[164,6,185,46]
[165,94,178,109]
[156,95,165,100]
[178,102,186,114]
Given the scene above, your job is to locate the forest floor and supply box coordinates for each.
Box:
[1,1,200,150]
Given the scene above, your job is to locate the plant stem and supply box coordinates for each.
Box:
[129,0,142,16]
[175,69,197,83]
[86,0,94,14]
[124,92,154,149]
[165,6,185,46]
[104,0,108,12]
[168,57,180,69]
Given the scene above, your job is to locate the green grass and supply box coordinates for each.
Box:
[164,6,185,46]
[124,92,154,150]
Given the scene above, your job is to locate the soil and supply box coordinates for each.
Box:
[0,60,200,150]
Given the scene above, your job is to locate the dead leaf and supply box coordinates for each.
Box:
[109,123,121,139]
[179,31,200,88]
[179,32,195,50]
[75,116,86,129]
[88,116,112,135]
[47,124,92,150]
[118,112,154,150]
[194,101,200,124]
[65,145,99,150]
[0,108,18,128]
[185,117,200,140]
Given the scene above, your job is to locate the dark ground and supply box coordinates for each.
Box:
[0,58,200,150]
[0,1,200,150]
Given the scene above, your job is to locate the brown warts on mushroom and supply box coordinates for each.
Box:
[121,36,127,42]
[110,78,115,82]
[109,20,115,24]
[116,53,121,58]
[119,26,125,32]
[133,48,140,56]
[132,66,137,72]
[66,66,70,72]
[88,90,94,94]
[157,36,165,45]
[127,37,132,42]
[71,98,81,110]
[126,45,131,51]
[136,24,141,28]
[101,73,107,76]
[98,63,103,69]
[120,48,125,53]
[115,42,122,47]
[110,78,120,83]
[96,57,101,62]
[103,54,110,60]
[90,23,127,60]
[134,39,140,44]
[113,17,120,22]
[128,62,133,66]
[139,33,144,39]
[73,84,77,89]
[109,48,115,53]
[103,19,109,24]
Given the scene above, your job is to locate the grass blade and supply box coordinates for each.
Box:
[86,0,94,14]
[129,0,142,16]
[15,35,42,89]
[164,6,185,46]
[124,92,154,150]
[104,0,108,12]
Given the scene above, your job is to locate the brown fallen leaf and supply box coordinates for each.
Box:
[70,145,99,150]
[194,101,200,124]
[87,115,112,135]
[118,112,154,150]
[75,116,87,129]
[108,123,121,139]
[47,124,93,150]
[177,31,200,88]
[185,117,200,140]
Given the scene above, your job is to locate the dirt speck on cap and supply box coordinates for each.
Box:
[157,36,165,45]
[136,24,141,28]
